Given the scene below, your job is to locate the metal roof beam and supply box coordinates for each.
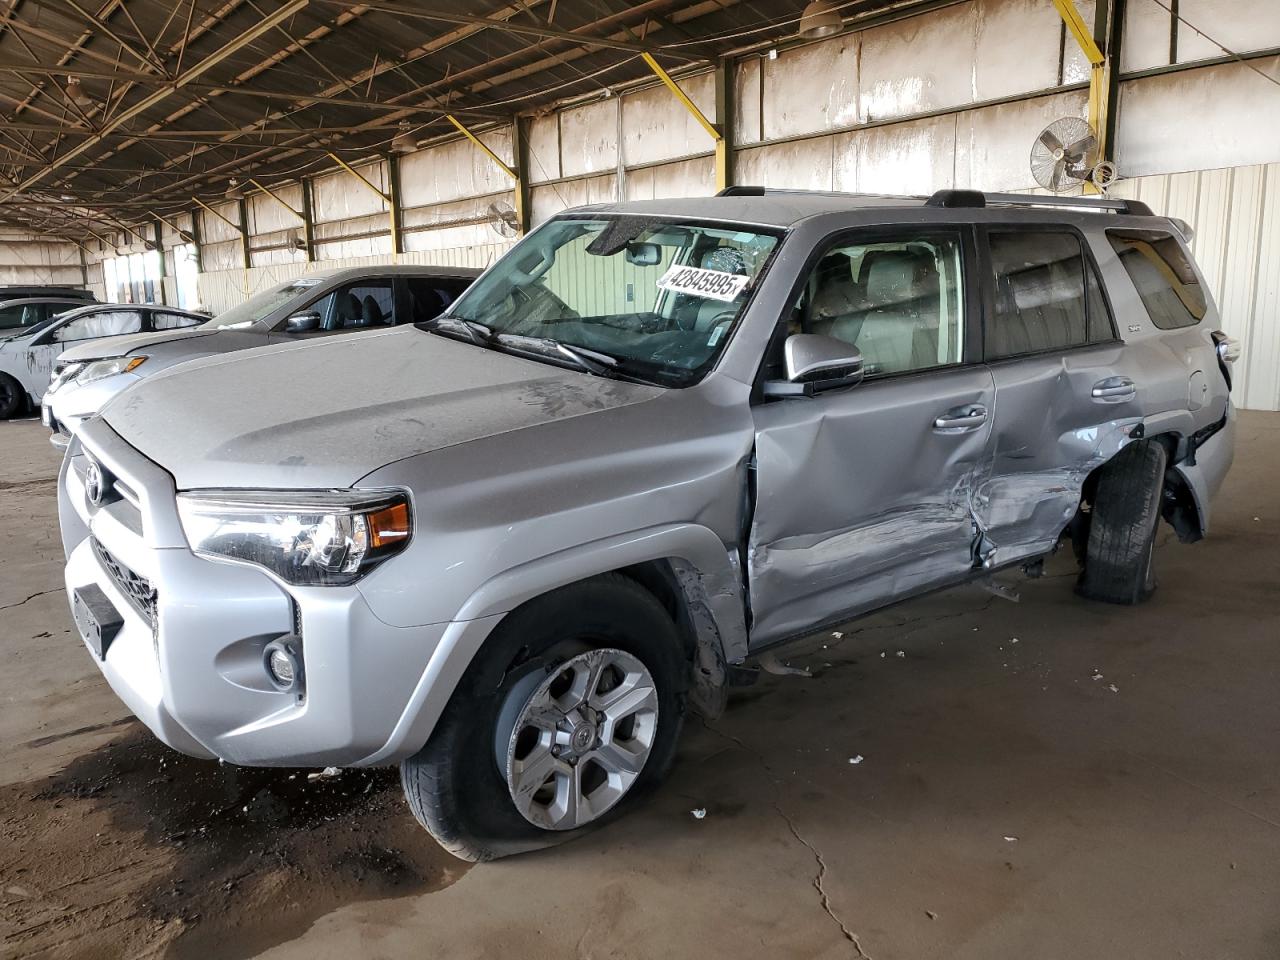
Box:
[0,0,310,203]
[311,1,708,62]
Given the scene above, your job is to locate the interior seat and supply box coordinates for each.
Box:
[693,247,748,333]
[331,292,362,330]
[853,250,941,374]
[358,294,386,326]
[807,252,862,341]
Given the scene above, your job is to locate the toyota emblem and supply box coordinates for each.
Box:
[84,458,105,506]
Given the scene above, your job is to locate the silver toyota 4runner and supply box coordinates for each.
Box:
[59,188,1237,861]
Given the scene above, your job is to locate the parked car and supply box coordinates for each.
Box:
[0,284,96,303]
[0,301,188,419]
[43,265,478,445]
[58,189,1236,861]
[0,295,87,334]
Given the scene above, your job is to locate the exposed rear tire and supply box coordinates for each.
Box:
[399,574,686,862]
[0,374,24,420]
[1077,440,1167,605]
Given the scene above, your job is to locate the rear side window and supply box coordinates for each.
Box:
[1107,229,1205,329]
[407,277,471,323]
[152,311,204,331]
[985,231,1114,360]
[52,310,143,343]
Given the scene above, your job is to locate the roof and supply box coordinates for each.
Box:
[296,264,482,282]
[577,189,1166,229]
[0,0,947,240]
[0,296,93,307]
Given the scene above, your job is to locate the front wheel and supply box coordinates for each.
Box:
[0,373,25,420]
[400,574,687,861]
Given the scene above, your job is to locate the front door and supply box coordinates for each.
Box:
[973,227,1142,567]
[747,227,994,646]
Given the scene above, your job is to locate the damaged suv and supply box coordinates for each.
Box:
[59,188,1236,861]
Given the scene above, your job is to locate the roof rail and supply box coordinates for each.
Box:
[717,185,1156,217]
[926,189,1154,216]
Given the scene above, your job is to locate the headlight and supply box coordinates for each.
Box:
[47,361,84,394]
[176,490,412,586]
[68,356,148,388]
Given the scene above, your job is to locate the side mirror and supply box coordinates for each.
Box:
[763,334,864,398]
[284,310,321,333]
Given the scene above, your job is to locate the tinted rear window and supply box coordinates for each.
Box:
[985,231,1114,359]
[1107,229,1206,330]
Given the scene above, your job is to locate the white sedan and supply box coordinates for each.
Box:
[0,303,207,421]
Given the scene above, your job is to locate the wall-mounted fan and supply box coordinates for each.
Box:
[1030,117,1117,193]
[487,200,519,239]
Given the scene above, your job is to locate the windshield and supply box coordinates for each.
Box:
[204,278,325,329]
[443,216,779,386]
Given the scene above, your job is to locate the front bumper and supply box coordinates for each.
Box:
[60,419,458,767]
[45,372,140,447]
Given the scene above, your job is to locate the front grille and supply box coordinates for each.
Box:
[92,538,157,628]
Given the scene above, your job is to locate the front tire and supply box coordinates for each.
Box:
[1077,440,1168,605]
[400,574,687,862]
[0,374,25,420]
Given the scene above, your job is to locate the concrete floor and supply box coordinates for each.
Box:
[2,412,1278,960]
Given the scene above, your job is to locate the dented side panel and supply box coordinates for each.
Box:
[976,344,1144,567]
[747,366,996,647]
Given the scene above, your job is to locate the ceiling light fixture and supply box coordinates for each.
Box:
[390,122,417,156]
[798,0,842,39]
[64,76,96,108]
[225,178,245,201]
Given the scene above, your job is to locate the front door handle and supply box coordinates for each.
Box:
[1092,376,1137,403]
[933,403,988,433]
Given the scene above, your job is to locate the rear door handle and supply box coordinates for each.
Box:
[933,403,988,433]
[1092,376,1137,403]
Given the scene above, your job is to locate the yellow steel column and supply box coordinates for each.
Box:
[327,152,398,260]
[641,52,727,192]
[1052,0,1110,186]
[445,113,526,235]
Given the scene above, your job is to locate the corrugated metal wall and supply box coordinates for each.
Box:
[0,235,82,287]
[196,242,514,316]
[43,0,1280,408]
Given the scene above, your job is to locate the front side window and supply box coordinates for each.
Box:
[151,311,206,331]
[986,231,1113,360]
[407,277,471,323]
[205,278,326,329]
[52,310,143,343]
[446,217,779,386]
[789,232,967,377]
[1107,229,1205,330]
[0,302,44,330]
[302,281,395,331]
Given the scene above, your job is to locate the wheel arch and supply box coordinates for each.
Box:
[1073,430,1204,544]
[358,523,748,766]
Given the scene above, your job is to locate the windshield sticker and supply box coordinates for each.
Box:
[657,265,749,303]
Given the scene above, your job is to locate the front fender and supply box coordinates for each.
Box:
[356,522,747,766]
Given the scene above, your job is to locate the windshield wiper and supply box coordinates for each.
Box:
[494,334,620,378]
[419,315,493,347]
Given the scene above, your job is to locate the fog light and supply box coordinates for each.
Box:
[263,636,303,693]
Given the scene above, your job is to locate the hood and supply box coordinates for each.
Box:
[102,326,665,489]
[0,327,42,347]
[56,326,230,363]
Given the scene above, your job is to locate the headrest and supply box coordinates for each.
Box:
[862,251,929,307]
[701,247,746,274]
[810,254,860,320]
